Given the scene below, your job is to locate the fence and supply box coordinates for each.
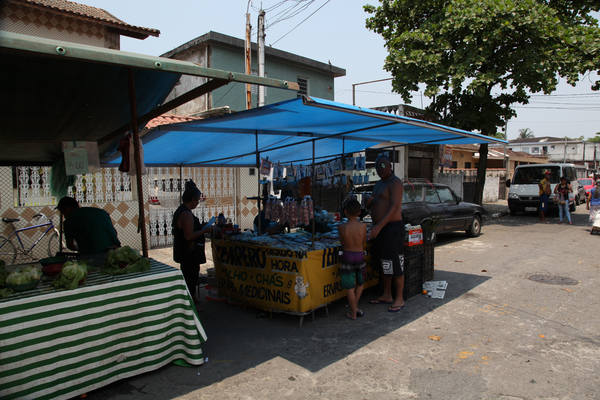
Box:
[146,167,237,249]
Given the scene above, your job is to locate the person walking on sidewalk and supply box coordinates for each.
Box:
[538,170,552,223]
[586,179,600,226]
[554,176,573,224]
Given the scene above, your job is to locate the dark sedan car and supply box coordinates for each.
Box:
[400,182,485,241]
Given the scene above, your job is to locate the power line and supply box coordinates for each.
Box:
[270,0,332,46]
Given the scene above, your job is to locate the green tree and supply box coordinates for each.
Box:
[365,0,600,204]
[518,128,535,139]
[589,132,600,143]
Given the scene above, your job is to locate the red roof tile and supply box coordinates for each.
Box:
[144,114,202,130]
[13,0,159,38]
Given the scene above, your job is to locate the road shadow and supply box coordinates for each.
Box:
[89,269,489,398]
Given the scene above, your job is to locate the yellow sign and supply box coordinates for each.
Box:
[212,239,378,314]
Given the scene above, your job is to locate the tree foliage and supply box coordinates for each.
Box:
[518,128,535,139]
[364,0,600,202]
[589,132,600,143]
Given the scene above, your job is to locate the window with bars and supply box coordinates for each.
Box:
[297,77,308,97]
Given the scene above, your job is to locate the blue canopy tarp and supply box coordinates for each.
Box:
[119,96,506,166]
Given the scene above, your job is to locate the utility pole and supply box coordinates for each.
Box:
[257,9,266,107]
[245,3,252,110]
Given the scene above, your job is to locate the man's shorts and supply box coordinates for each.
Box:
[539,194,549,211]
[373,221,405,276]
[340,265,366,289]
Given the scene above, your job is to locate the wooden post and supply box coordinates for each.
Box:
[128,69,149,257]
[311,139,316,247]
[256,131,261,234]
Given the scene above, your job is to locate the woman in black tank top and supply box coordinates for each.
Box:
[172,181,212,304]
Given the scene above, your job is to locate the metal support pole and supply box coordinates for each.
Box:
[128,69,149,257]
[255,131,261,234]
[179,165,183,203]
[311,139,316,247]
[245,11,252,110]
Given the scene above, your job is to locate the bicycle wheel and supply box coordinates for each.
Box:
[47,230,66,257]
[0,235,17,265]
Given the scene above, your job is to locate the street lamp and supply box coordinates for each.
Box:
[351,77,393,106]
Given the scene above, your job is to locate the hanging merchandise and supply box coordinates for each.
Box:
[325,163,333,178]
[282,197,298,227]
[344,157,354,171]
[260,158,272,176]
[363,174,370,184]
[300,195,314,226]
[356,156,366,170]
[333,159,343,174]
[287,164,295,179]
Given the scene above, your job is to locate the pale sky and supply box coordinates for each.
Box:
[79,0,600,140]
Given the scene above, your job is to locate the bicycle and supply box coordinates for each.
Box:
[0,213,64,265]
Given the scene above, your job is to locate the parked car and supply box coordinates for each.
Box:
[400,182,485,242]
[578,178,595,198]
[506,163,580,215]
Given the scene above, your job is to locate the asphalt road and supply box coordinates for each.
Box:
[90,206,600,400]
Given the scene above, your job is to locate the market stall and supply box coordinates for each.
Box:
[0,259,206,400]
[0,31,299,399]
[125,95,506,320]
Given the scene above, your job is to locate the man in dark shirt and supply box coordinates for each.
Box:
[56,197,120,261]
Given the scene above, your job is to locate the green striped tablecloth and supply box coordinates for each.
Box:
[0,259,207,400]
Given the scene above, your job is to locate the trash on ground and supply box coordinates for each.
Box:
[422,281,448,299]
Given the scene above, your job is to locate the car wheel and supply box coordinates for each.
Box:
[466,215,481,237]
[509,207,517,216]
[569,201,576,212]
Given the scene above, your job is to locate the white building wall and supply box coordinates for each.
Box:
[162,46,209,116]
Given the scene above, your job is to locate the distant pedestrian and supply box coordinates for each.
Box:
[586,179,600,225]
[538,170,552,223]
[554,176,573,224]
[338,198,367,320]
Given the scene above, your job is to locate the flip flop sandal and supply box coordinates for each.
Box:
[345,311,357,320]
[388,305,405,313]
[356,309,364,318]
[369,299,393,304]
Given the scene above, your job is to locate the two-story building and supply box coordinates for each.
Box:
[161,31,345,115]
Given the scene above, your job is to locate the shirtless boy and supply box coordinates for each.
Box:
[338,197,367,320]
[363,154,405,312]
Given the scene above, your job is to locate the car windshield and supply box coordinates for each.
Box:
[579,179,593,186]
[403,185,423,203]
[513,166,560,184]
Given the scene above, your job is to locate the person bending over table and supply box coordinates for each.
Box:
[56,196,121,265]
[362,154,405,313]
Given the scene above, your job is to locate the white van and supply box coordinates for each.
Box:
[506,163,582,215]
